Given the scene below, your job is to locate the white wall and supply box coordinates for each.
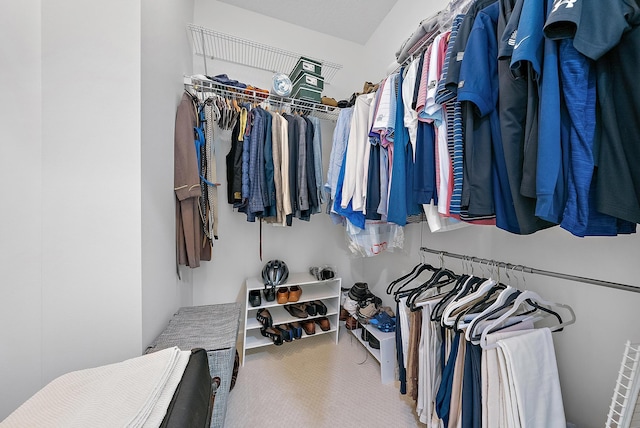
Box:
[0,1,43,418]
[40,0,142,379]
[141,0,196,351]
[1,0,146,420]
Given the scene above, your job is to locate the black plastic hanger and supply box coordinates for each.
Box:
[429,274,470,322]
[406,268,459,310]
[386,264,422,295]
[388,263,437,298]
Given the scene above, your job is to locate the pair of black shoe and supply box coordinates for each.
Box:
[277,323,303,342]
[249,290,262,307]
[284,300,327,318]
[360,327,380,349]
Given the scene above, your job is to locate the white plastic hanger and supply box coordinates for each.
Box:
[479,290,576,349]
[441,278,497,327]
[465,285,520,343]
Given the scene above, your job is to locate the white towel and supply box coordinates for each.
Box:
[496,328,567,428]
[1,347,190,428]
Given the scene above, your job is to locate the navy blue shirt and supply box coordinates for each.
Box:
[459,2,521,233]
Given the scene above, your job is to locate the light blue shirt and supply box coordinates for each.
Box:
[325,108,354,223]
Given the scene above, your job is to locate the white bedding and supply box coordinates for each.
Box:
[1,347,190,428]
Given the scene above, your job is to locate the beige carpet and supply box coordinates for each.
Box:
[225,328,422,427]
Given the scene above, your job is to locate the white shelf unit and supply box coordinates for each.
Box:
[350,323,396,384]
[242,272,341,365]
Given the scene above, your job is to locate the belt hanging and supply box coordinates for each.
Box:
[259,218,263,262]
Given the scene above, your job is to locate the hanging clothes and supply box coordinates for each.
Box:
[458,2,520,233]
[174,92,212,268]
[325,107,354,223]
[496,0,555,235]
[204,103,219,239]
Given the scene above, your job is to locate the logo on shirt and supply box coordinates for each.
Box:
[507,30,518,46]
[551,0,577,13]
[429,80,437,89]
[513,35,531,50]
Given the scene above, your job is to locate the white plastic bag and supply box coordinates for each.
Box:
[345,220,405,257]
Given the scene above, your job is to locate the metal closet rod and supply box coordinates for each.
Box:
[419,247,640,294]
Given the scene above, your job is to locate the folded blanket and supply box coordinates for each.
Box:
[2,347,190,428]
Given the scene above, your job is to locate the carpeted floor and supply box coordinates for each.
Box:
[225,328,421,427]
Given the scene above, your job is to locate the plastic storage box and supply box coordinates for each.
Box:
[292,72,325,93]
[289,56,322,82]
[293,85,322,103]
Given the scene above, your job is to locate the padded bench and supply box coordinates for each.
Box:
[145,303,241,428]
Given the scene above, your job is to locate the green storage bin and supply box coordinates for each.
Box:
[292,72,325,95]
[289,56,322,82]
[293,85,322,103]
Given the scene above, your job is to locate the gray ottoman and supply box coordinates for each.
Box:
[145,303,241,428]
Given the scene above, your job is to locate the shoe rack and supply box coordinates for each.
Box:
[350,324,397,384]
[242,272,341,365]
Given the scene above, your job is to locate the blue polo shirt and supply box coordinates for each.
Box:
[561,0,640,227]
[458,2,520,234]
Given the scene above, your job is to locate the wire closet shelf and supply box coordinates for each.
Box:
[184,76,341,122]
[187,24,343,84]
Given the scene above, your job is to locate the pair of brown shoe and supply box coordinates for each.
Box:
[277,285,302,304]
[315,317,331,331]
[301,320,316,335]
[300,317,331,335]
